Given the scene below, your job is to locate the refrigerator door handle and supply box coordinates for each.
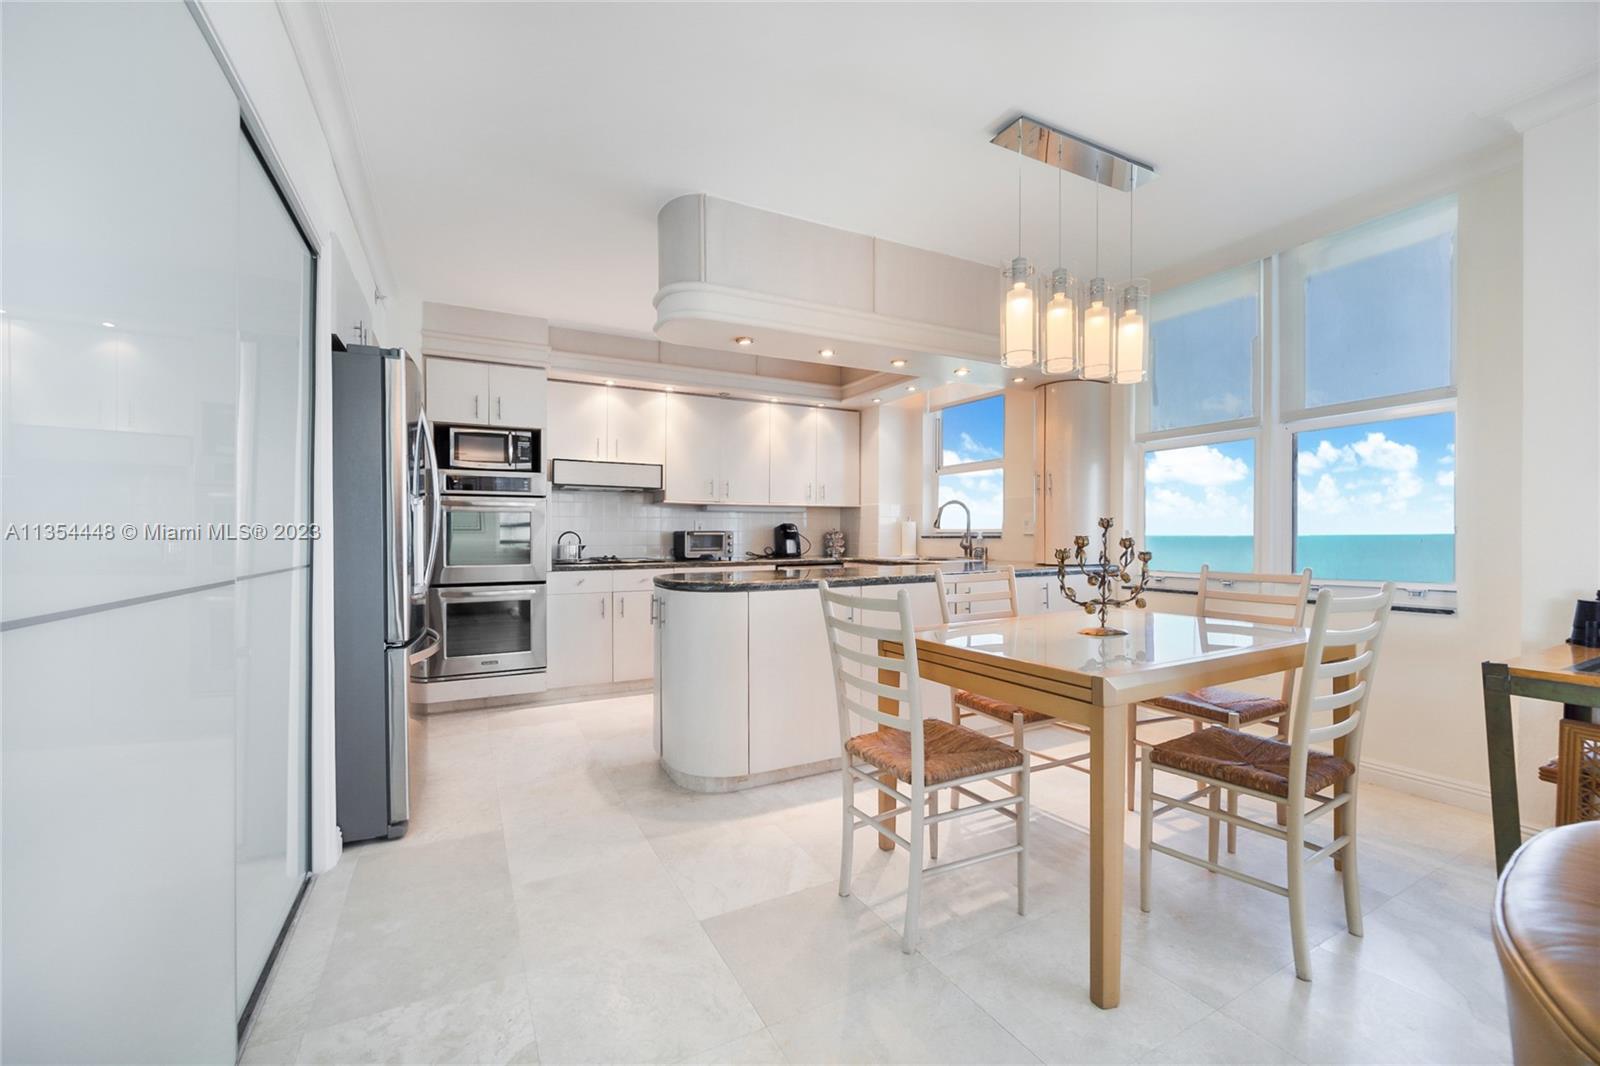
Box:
[407,627,441,665]
[385,357,409,644]
[386,643,411,828]
[419,411,443,594]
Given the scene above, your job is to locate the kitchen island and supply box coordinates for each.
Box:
[652,560,1093,791]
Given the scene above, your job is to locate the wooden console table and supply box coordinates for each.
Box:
[1482,643,1600,871]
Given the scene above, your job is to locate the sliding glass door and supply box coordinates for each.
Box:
[1,3,316,1059]
[233,133,316,1017]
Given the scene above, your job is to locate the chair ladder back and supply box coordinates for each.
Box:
[819,581,927,780]
[1286,583,1395,790]
[935,566,1019,624]
[1196,565,1314,703]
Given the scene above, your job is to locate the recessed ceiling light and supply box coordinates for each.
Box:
[1012,376,1025,384]
[101,321,116,328]
[954,367,970,377]
[604,379,615,386]
[872,398,882,404]
[733,336,754,347]
[818,348,834,358]
[906,385,916,392]
[768,397,777,403]
[815,402,825,408]
[890,359,907,368]
[665,385,675,392]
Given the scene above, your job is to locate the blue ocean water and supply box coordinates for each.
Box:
[1145,534,1455,584]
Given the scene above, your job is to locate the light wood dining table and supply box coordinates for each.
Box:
[878,607,1310,1009]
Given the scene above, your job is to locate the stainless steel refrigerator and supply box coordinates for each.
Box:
[332,344,441,841]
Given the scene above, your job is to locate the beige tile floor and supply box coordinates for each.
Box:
[241,694,1512,1065]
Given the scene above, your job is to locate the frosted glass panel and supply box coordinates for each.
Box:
[233,133,314,1012]
[1282,199,1456,412]
[1147,265,1259,432]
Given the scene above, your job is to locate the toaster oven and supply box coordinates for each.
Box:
[672,529,731,561]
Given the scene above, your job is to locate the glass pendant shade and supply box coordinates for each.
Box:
[1113,279,1150,384]
[1081,276,1113,381]
[1000,257,1037,368]
[1041,268,1079,375]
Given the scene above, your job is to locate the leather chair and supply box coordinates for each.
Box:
[1493,821,1600,1065]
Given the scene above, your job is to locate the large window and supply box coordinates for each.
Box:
[1136,197,1457,605]
[1294,412,1456,583]
[1144,440,1255,573]
[935,394,1004,531]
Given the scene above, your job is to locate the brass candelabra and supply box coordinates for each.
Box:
[1054,517,1153,636]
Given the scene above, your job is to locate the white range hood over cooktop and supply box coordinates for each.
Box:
[653,194,1010,387]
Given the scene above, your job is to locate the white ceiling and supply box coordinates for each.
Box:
[325,2,1597,340]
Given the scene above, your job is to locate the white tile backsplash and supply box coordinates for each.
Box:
[549,491,844,560]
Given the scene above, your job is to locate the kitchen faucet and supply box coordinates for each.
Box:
[934,499,983,560]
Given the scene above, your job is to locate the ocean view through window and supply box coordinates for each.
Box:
[1143,440,1255,573]
[1295,412,1455,583]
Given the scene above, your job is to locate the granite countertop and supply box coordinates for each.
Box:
[653,559,1084,592]
[552,555,949,572]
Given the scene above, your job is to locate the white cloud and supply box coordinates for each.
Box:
[1436,469,1455,487]
[1297,439,1355,476]
[1350,432,1418,474]
[1297,473,1346,514]
[1145,446,1249,487]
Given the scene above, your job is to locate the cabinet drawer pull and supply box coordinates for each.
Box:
[496,396,502,421]
[600,597,606,619]
[619,597,625,618]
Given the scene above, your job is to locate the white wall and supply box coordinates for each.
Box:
[1514,99,1600,823]
[199,0,415,870]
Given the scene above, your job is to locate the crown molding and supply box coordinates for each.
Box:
[275,0,397,298]
[1496,65,1600,133]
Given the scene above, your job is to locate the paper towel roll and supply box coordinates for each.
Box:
[900,519,918,557]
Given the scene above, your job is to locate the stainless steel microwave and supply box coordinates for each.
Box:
[436,424,537,472]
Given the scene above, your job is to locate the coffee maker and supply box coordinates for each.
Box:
[773,522,802,558]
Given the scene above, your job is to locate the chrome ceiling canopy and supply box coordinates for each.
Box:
[991,116,1157,191]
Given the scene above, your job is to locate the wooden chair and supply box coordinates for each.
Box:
[1139,584,1395,981]
[934,567,1092,797]
[819,580,1029,954]
[1129,566,1314,855]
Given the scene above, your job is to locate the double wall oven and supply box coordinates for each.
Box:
[414,424,549,682]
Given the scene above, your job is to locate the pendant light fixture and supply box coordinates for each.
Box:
[1114,181,1150,384]
[1000,133,1037,369]
[1081,166,1114,381]
[1041,163,1079,376]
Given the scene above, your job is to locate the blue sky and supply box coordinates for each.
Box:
[938,396,1006,528]
[1144,412,1455,539]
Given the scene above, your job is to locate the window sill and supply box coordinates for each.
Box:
[922,531,1003,539]
[1142,578,1457,616]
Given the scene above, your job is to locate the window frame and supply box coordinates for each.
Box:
[1135,197,1460,610]
[930,391,1006,536]
[1137,260,1266,442]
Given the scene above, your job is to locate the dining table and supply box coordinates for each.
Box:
[877,607,1312,1010]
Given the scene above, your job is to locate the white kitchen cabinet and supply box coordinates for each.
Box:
[426,357,546,428]
[608,387,666,464]
[658,588,750,780]
[546,590,612,689]
[664,392,720,502]
[816,408,860,506]
[724,399,771,503]
[488,363,546,428]
[664,393,769,504]
[547,381,663,464]
[425,357,488,424]
[611,589,655,682]
[547,380,609,460]
[748,589,841,774]
[767,404,816,505]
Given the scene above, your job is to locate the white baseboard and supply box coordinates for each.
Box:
[1362,757,1490,812]
[1362,757,1545,840]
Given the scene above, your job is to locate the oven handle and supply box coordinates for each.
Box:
[441,497,541,511]
[436,586,541,601]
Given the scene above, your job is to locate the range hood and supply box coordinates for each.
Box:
[551,458,663,491]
